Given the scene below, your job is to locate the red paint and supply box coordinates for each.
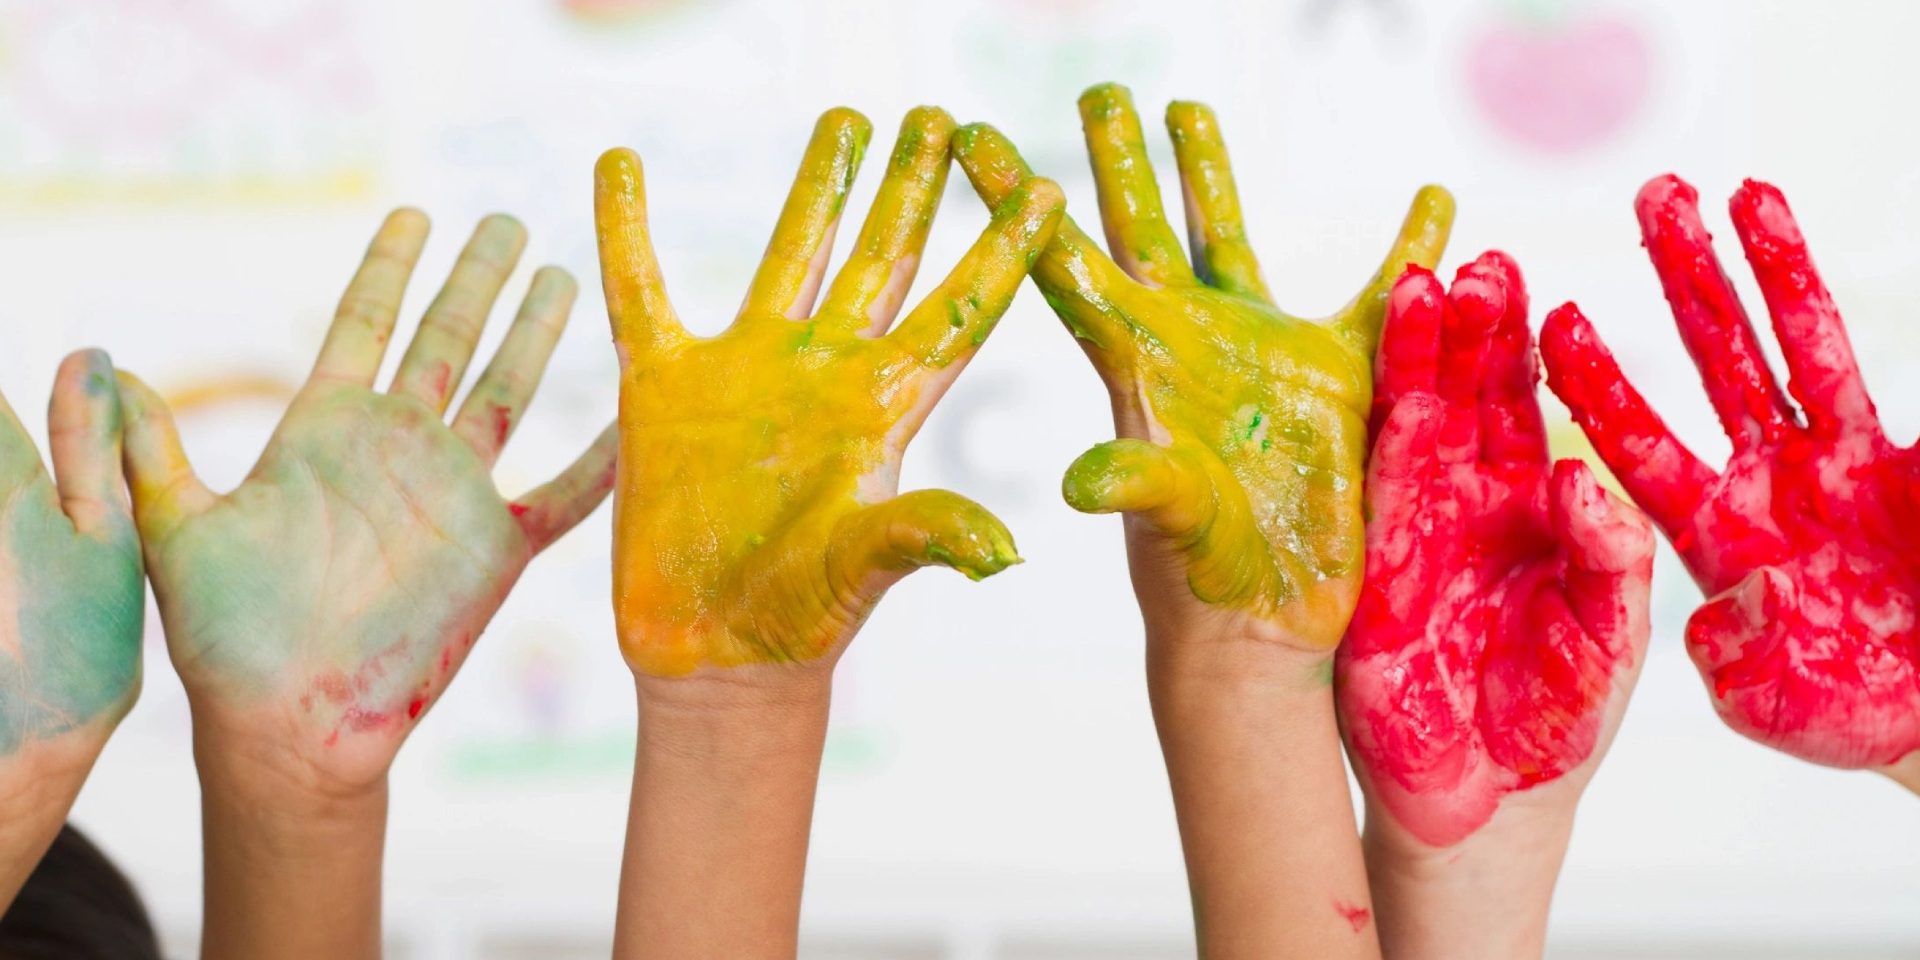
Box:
[1541,176,1920,769]
[1341,254,1655,846]
[489,403,514,449]
[407,695,427,719]
[426,360,453,401]
[508,502,531,518]
[1332,899,1372,933]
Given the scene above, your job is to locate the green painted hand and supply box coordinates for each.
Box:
[0,350,143,759]
[120,212,615,787]
[953,84,1454,651]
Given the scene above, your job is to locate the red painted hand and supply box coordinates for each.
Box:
[1542,175,1920,771]
[1339,254,1654,847]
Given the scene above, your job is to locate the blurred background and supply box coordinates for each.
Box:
[2,0,1918,957]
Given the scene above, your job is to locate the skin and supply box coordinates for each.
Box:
[950,83,1454,959]
[600,106,1064,958]
[0,350,143,911]
[119,211,616,960]
[1540,175,1920,787]
[1339,256,1655,959]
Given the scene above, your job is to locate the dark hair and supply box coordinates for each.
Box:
[0,824,161,960]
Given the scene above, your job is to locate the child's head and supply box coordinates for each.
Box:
[0,825,161,960]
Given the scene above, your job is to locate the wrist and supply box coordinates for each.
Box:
[1363,796,1575,960]
[635,670,833,764]
[1881,751,1920,796]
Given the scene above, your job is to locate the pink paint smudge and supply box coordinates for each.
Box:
[1333,899,1372,933]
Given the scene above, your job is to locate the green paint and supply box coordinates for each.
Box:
[0,486,143,754]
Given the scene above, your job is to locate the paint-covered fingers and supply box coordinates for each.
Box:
[1331,185,1456,356]
[819,107,956,334]
[311,208,430,385]
[1540,303,1717,543]
[826,490,1021,606]
[1077,83,1195,288]
[511,423,617,554]
[1728,179,1878,438]
[1464,251,1550,465]
[742,108,873,321]
[46,350,130,538]
[595,148,684,357]
[1434,266,1505,463]
[390,214,528,414]
[1635,174,1793,448]
[1164,101,1268,300]
[452,267,578,466]
[115,371,215,545]
[1372,267,1446,433]
[892,177,1065,371]
[1347,393,1452,655]
[951,123,1145,354]
[1550,459,1655,647]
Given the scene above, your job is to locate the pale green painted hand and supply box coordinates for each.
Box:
[954,84,1454,651]
[120,212,616,787]
[0,350,143,758]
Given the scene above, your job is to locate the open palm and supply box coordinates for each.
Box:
[1338,255,1654,847]
[1543,175,1920,773]
[953,84,1454,649]
[598,107,1063,677]
[0,351,143,759]
[121,212,614,785]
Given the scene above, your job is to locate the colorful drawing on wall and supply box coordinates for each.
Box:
[1464,3,1652,153]
[0,0,379,205]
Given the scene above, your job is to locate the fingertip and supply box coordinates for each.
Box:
[1410,184,1456,230]
[1078,81,1134,119]
[1388,264,1443,316]
[531,264,579,298]
[901,104,958,143]
[1634,173,1704,236]
[384,206,431,235]
[596,147,645,191]
[1447,273,1506,333]
[1164,99,1216,134]
[817,106,874,151]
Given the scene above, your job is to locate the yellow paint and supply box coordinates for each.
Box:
[954,84,1455,650]
[597,108,1064,677]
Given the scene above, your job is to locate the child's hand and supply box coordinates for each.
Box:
[1339,255,1654,849]
[0,350,143,906]
[120,212,614,792]
[952,84,1453,655]
[599,107,1063,682]
[1542,176,1920,779]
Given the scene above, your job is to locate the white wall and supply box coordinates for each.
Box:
[2,0,1916,956]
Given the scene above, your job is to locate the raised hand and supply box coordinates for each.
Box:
[1542,175,1920,776]
[598,107,1062,679]
[118,211,615,788]
[601,108,1062,958]
[0,351,143,907]
[951,83,1453,650]
[1338,254,1654,850]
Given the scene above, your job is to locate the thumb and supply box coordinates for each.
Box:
[116,371,214,544]
[825,490,1021,605]
[1550,459,1654,648]
[1061,438,1214,540]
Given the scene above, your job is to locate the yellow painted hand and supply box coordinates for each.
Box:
[598,107,1065,677]
[954,84,1454,650]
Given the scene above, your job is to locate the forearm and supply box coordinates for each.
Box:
[1148,641,1380,960]
[616,673,832,960]
[195,728,387,960]
[1362,800,1574,960]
